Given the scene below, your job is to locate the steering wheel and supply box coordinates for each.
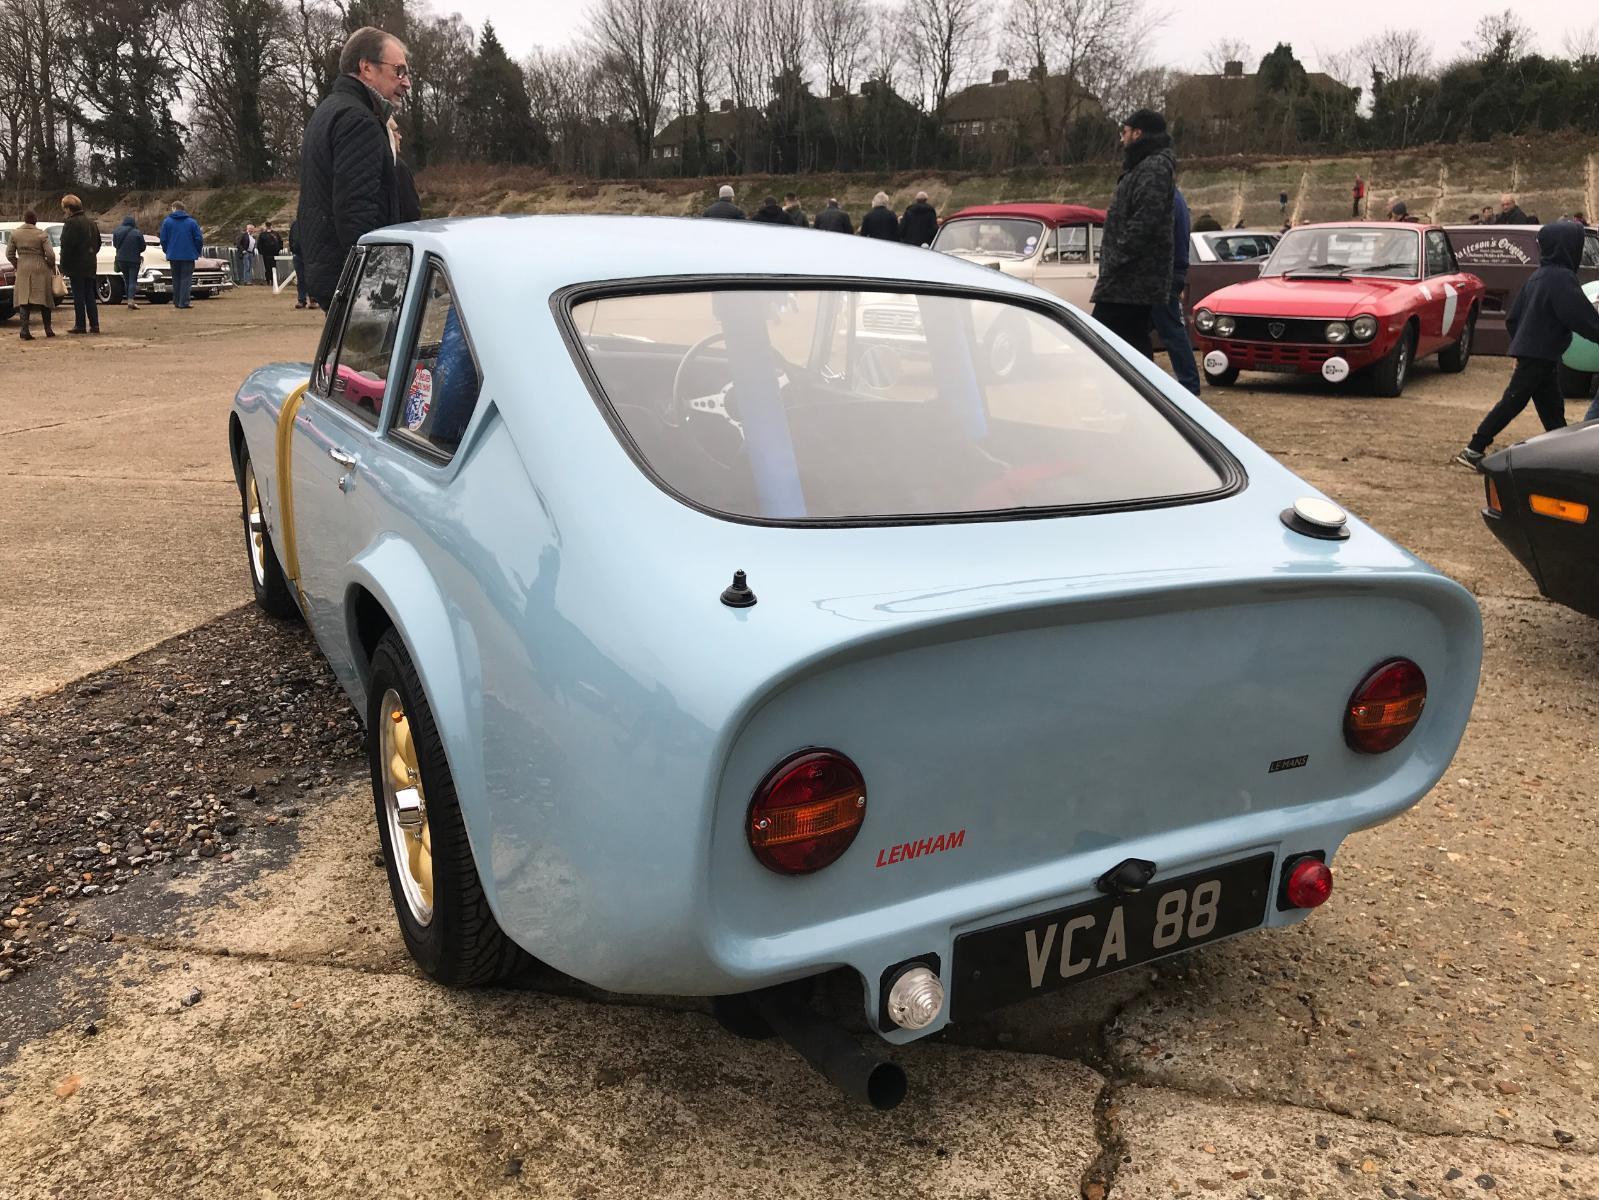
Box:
[668,331,731,427]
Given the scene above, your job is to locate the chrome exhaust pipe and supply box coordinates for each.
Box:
[749,985,908,1111]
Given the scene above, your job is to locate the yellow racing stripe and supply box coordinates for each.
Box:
[274,382,310,594]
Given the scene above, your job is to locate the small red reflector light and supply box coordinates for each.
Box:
[748,750,867,875]
[1344,658,1427,754]
[1284,858,1333,909]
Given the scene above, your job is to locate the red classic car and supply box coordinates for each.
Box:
[1193,222,1486,396]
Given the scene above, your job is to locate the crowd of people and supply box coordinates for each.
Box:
[698,184,942,246]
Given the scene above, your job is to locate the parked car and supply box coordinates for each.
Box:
[1560,280,1599,400]
[228,216,1481,1106]
[1186,228,1280,310]
[0,259,14,322]
[1479,422,1599,618]
[90,231,233,303]
[1443,223,1599,380]
[1193,222,1486,396]
[931,203,1106,309]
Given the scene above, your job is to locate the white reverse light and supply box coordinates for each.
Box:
[887,966,944,1031]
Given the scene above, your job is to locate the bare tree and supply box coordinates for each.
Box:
[1355,28,1432,84]
[1001,0,1146,161]
[902,0,988,118]
[863,1,905,90]
[813,0,868,95]
[1466,10,1534,61]
[1201,37,1250,73]
[1561,22,1599,61]
[588,0,680,173]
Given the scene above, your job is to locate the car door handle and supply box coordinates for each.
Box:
[329,448,357,468]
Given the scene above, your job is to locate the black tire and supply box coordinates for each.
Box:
[367,630,537,987]
[1438,311,1475,374]
[1203,363,1240,387]
[96,276,123,305]
[1557,361,1594,400]
[983,317,1030,380]
[1372,326,1415,397]
[238,450,300,620]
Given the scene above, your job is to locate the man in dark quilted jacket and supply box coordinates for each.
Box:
[297,26,410,308]
[1090,108,1175,358]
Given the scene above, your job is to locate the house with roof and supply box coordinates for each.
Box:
[651,99,763,168]
[941,69,1104,167]
[1166,60,1354,151]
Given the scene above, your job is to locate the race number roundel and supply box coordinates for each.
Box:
[403,366,433,431]
[1203,350,1230,376]
[1322,356,1351,383]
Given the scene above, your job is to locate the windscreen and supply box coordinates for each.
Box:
[1262,227,1420,278]
[932,219,1044,259]
[570,288,1225,523]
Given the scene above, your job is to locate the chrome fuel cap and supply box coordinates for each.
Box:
[1281,496,1350,541]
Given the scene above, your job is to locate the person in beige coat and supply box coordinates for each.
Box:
[7,210,58,340]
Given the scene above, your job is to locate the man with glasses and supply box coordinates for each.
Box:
[296,26,411,309]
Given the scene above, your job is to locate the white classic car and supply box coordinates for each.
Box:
[0,220,233,304]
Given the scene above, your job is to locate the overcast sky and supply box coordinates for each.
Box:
[443,0,1597,78]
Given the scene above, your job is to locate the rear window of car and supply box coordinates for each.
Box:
[566,287,1232,524]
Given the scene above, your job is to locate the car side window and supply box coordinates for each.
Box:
[324,244,412,427]
[1048,226,1089,263]
[310,249,364,397]
[1583,234,1599,269]
[1424,230,1454,276]
[390,262,482,460]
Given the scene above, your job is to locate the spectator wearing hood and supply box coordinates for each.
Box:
[159,201,206,308]
[112,214,146,309]
[782,192,808,227]
[1455,222,1599,468]
[751,195,790,225]
[1191,211,1221,233]
[1090,108,1175,358]
[813,198,853,234]
[860,193,899,240]
[899,192,938,247]
[1495,194,1531,225]
[1387,198,1420,223]
[702,185,745,220]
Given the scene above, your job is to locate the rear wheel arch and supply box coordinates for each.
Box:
[349,584,395,689]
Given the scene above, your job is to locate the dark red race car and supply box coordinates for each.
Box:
[1193,222,1486,396]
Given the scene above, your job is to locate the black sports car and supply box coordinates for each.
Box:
[1480,422,1599,617]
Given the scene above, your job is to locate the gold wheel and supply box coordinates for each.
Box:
[379,688,434,925]
[244,463,266,587]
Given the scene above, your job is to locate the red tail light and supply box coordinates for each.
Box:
[1284,857,1333,909]
[747,750,867,875]
[1344,658,1426,753]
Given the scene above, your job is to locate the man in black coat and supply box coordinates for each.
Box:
[297,26,410,308]
[782,192,807,226]
[702,185,745,220]
[751,196,790,224]
[1090,109,1176,358]
[1495,193,1531,225]
[860,192,899,240]
[813,199,853,234]
[899,191,938,246]
[256,223,284,285]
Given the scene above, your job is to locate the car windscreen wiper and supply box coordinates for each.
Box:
[1279,264,1347,277]
[1339,262,1416,276]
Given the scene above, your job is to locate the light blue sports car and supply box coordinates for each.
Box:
[229,216,1481,1107]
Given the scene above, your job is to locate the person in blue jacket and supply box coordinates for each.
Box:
[1150,186,1200,396]
[158,201,205,309]
[1455,220,1599,468]
[111,214,145,309]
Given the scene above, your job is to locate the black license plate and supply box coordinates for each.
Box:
[952,854,1274,1020]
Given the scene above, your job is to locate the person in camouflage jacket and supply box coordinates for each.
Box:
[1090,109,1176,358]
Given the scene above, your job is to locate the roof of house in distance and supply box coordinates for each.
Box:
[945,203,1106,227]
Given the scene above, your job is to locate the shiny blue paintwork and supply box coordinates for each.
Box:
[230,215,1482,1043]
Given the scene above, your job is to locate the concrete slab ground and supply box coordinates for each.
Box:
[0,289,320,705]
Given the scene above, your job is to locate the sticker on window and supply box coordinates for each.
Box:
[404,366,433,430]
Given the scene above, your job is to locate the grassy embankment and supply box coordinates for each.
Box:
[26,131,1598,238]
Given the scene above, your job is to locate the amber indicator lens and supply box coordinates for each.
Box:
[748,750,867,874]
[1528,494,1589,524]
[1485,477,1501,513]
[1284,857,1334,909]
[1344,658,1427,754]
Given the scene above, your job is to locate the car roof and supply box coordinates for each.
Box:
[1442,222,1595,232]
[366,214,1051,297]
[1291,221,1431,232]
[1197,228,1278,237]
[943,203,1106,227]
